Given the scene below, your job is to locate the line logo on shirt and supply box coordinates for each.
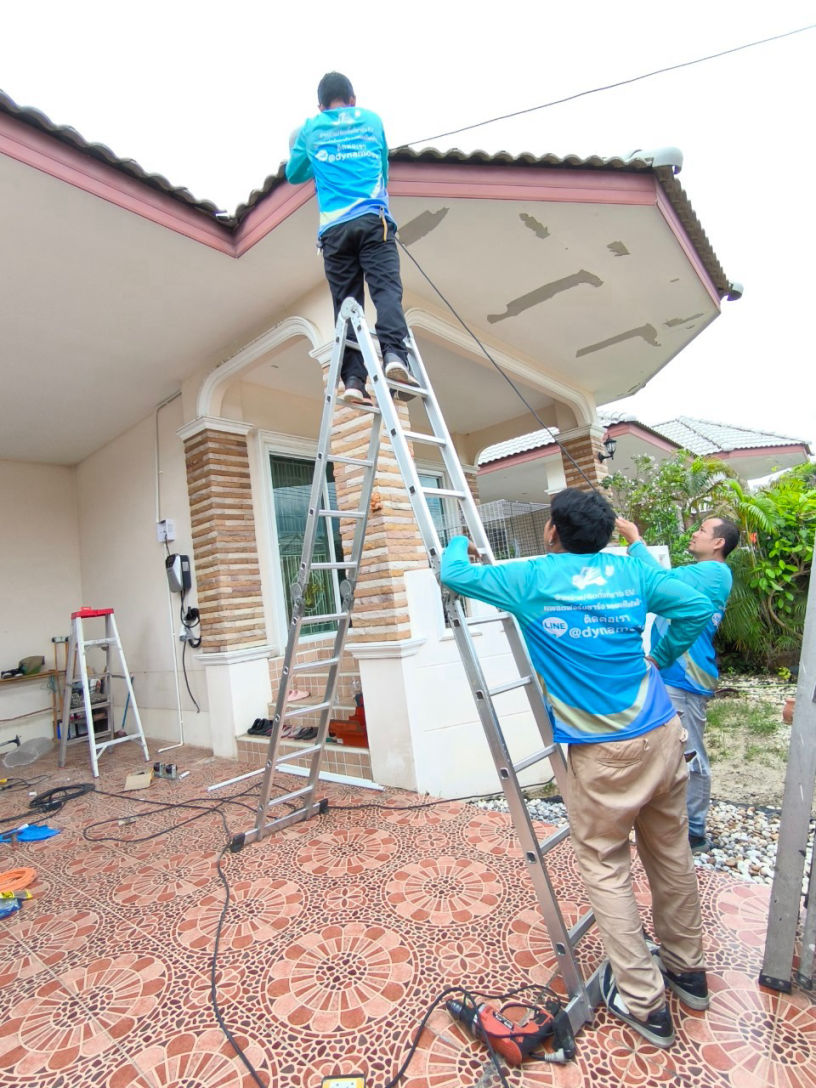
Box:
[542,617,568,638]
[571,566,612,591]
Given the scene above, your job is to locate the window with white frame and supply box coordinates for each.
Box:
[268,453,343,636]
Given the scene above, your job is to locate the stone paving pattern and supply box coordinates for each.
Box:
[1,743,814,1088]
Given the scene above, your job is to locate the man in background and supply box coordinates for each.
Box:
[616,515,737,851]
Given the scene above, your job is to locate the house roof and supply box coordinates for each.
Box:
[652,416,811,455]
[477,412,673,465]
[0,90,732,300]
[0,89,738,465]
[0,89,224,220]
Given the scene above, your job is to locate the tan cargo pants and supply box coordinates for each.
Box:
[565,715,705,1019]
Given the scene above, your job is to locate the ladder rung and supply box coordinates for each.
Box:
[311,561,358,571]
[291,657,340,672]
[422,486,466,499]
[296,611,348,626]
[386,377,428,397]
[489,676,532,697]
[276,743,321,762]
[538,825,571,854]
[465,611,511,625]
[81,638,115,648]
[264,785,313,807]
[284,700,331,718]
[568,910,595,946]
[320,508,365,520]
[403,430,447,447]
[512,743,557,774]
[328,454,375,468]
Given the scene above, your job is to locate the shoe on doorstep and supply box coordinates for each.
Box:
[689,833,714,854]
[383,352,420,388]
[600,962,675,1048]
[657,956,710,1010]
[247,718,265,734]
[340,377,372,404]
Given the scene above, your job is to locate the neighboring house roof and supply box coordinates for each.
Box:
[478,413,672,465]
[0,90,731,298]
[652,416,812,455]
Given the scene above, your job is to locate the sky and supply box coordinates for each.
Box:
[2,1,815,448]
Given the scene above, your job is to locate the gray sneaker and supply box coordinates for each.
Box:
[383,352,420,388]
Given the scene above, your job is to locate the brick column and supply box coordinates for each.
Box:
[330,401,428,642]
[179,418,266,652]
[557,424,610,492]
[463,463,480,505]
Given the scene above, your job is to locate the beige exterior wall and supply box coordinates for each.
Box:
[0,460,82,742]
[75,397,210,748]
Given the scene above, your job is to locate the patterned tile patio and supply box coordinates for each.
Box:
[1,741,813,1088]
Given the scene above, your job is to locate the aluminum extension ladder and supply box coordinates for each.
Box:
[240,298,598,1031]
[58,607,150,777]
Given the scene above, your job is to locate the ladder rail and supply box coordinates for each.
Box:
[253,325,383,832]
[58,610,150,775]
[243,299,594,1028]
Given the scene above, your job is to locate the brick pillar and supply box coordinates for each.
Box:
[463,463,480,505]
[557,425,610,492]
[180,419,266,652]
[330,402,428,642]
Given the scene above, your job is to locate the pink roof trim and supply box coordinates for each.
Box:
[0,110,235,255]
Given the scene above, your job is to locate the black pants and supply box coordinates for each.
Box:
[320,213,410,384]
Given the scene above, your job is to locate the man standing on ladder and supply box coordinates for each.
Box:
[441,488,714,1049]
[286,71,419,405]
[616,515,738,853]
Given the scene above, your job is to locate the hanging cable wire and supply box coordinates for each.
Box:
[403,24,816,147]
[396,238,603,494]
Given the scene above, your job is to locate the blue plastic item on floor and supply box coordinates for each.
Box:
[0,825,60,844]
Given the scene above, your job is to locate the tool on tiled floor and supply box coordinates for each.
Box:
[445,992,575,1064]
[58,608,150,777]
[760,554,816,992]
[236,299,598,1034]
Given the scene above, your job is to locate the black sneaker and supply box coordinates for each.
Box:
[341,377,372,404]
[600,962,675,1048]
[247,717,265,734]
[658,957,710,1010]
[689,833,713,854]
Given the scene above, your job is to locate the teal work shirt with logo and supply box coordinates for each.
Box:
[440,537,712,745]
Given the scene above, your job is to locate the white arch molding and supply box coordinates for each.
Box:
[196,315,324,419]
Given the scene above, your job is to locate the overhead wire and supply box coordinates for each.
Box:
[393,23,816,496]
[403,24,816,147]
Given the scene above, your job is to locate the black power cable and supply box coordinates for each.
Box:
[397,237,602,495]
[403,24,816,147]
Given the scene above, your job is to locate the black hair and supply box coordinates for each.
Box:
[710,517,740,558]
[317,72,355,109]
[550,488,616,554]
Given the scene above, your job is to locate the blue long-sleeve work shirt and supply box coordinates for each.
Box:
[628,540,733,696]
[286,106,392,237]
[440,537,713,745]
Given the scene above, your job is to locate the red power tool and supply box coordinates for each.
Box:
[445,995,575,1065]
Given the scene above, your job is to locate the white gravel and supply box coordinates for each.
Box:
[475,796,791,886]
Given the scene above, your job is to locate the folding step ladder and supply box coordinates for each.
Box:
[58,607,150,777]
[240,299,597,1032]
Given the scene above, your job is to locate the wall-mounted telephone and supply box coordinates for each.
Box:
[166,553,191,594]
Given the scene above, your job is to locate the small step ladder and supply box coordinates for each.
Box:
[58,608,150,777]
[240,299,597,1033]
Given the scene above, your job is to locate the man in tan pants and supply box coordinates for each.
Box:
[441,487,713,1047]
